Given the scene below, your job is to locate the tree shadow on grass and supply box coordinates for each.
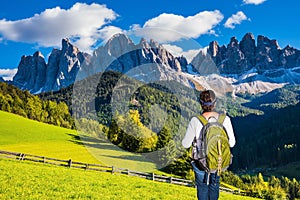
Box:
[67,133,84,145]
[102,154,153,163]
[66,132,157,169]
[67,132,105,144]
[66,133,131,152]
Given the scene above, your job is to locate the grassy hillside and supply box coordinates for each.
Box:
[0,111,88,160]
[0,106,262,199]
[0,111,156,172]
[0,159,260,200]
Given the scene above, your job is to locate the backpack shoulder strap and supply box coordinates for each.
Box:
[217,113,229,139]
[197,115,208,126]
[192,115,208,143]
[217,113,226,124]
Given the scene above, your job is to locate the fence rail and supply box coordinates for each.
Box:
[0,150,243,195]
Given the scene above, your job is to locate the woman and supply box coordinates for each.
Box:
[182,89,236,200]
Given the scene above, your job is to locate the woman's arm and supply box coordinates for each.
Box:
[182,117,203,148]
[223,116,236,147]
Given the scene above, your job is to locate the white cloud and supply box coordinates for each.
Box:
[0,68,17,81]
[224,11,249,29]
[0,3,118,53]
[243,0,266,5]
[131,10,224,43]
[162,44,200,63]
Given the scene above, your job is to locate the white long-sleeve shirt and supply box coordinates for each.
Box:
[182,115,236,148]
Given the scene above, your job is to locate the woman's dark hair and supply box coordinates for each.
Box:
[200,90,216,112]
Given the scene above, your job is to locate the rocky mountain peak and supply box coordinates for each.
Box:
[138,38,150,49]
[149,39,160,49]
[192,32,300,74]
[13,32,189,94]
[104,33,135,57]
[228,36,239,48]
[61,38,80,56]
[257,35,280,49]
[11,32,300,95]
[13,38,90,93]
[240,32,256,66]
[13,51,47,93]
[107,33,132,44]
[209,41,219,57]
[240,33,255,49]
[255,35,281,70]
[87,33,188,84]
[243,32,255,40]
[62,38,70,45]
[33,51,44,58]
[282,44,298,53]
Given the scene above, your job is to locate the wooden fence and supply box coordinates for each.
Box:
[0,150,243,195]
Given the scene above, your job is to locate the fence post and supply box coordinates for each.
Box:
[152,173,155,181]
[85,164,89,170]
[68,159,72,168]
[17,153,21,160]
[111,166,115,174]
[169,177,173,184]
[18,153,25,161]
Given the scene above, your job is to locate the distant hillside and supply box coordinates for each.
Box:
[240,84,300,111]
[231,101,300,171]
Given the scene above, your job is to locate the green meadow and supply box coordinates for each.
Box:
[0,159,260,200]
[0,111,261,199]
[0,110,99,163]
[0,110,156,172]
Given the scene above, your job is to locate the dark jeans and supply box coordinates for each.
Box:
[191,161,220,200]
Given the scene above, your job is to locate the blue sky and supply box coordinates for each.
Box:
[0,0,299,80]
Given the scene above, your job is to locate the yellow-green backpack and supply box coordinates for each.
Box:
[192,113,232,175]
